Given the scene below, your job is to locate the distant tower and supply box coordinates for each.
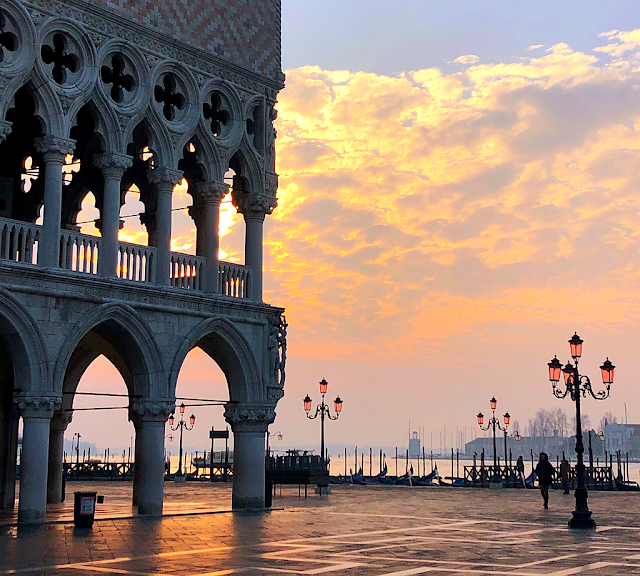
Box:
[0,0,285,521]
[409,431,421,458]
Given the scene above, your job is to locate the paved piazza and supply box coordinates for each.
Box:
[1,483,640,575]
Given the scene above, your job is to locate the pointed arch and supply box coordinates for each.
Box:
[0,288,49,394]
[54,302,166,400]
[1,72,65,137]
[69,96,120,154]
[170,317,262,404]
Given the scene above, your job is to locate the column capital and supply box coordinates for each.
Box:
[131,398,175,423]
[14,395,61,419]
[0,120,12,143]
[94,153,133,178]
[50,411,73,432]
[235,193,278,219]
[224,403,275,432]
[34,136,75,163]
[196,181,229,204]
[147,168,183,188]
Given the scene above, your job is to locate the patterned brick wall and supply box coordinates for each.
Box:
[94,0,281,80]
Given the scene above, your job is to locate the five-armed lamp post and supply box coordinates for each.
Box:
[477,397,510,481]
[303,378,343,463]
[168,403,196,477]
[548,332,614,529]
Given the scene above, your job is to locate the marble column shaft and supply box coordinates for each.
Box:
[35,137,75,268]
[94,154,133,277]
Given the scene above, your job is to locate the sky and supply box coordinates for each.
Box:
[68,3,640,457]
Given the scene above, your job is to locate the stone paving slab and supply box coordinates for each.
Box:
[2,484,640,575]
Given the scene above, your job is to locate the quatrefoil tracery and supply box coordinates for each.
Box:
[41,33,79,85]
[203,91,230,138]
[154,75,185,121]
[101,54,135,104]
[0,13,17,64]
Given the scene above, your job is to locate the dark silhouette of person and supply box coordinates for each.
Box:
[535,452,556,509]
[516,455,525,486]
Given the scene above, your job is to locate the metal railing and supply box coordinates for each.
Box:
[60,229,100,274]
[0,218,40,264]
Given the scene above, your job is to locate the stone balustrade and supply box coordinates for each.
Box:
[0,217,252,299]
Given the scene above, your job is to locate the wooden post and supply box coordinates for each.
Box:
[344,446,347,477]
[395,447,398,477]
[369,447,372,478]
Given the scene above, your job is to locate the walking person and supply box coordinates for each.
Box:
[560,458,571,494]
[535,452,555,509]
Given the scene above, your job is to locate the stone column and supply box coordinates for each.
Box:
[94,153,133,277]
[0,400,19,509]
[196,182,229,293]
[236,194,277,301]
[147,168,183,286]
[224,404,275,509]
[34,137,75,268]
[46,411,72,504]
[16,396,60,522]
[131,400,173,515]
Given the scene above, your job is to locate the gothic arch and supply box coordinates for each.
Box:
[169,317,262,404]
[0,288,49,394]
[53,302,166,400]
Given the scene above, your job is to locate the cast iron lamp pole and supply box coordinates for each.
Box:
[477,397,510,481]
[303,378,343,464]
[548,332,614,529]
[168,403,196,477]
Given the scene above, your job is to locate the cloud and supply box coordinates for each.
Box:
[528,45,544,51]
[267,31,640,363]
[453,54,480,65]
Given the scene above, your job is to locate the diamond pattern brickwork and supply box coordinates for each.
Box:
[97,0,281,79]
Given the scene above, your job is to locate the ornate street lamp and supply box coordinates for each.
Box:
[547,333,614,529]
[477,397,510,482]
[168,402,196,477]
[304,378,343,464]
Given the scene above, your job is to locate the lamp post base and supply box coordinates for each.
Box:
[568,510,595,529]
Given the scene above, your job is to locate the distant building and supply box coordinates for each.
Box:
[604,423,640,457]
[409,432,421,458]
[465,430,605,463]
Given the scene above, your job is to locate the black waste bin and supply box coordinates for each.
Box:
[265,480,273,508]
[74,491,97,528]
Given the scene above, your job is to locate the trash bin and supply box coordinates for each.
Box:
[265,480,273,508]
[74,491,97,528]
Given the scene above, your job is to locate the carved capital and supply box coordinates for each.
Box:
[0,121,12,143]
[265,172,279,196]
[235,194,278,218]
[224,403,275,433]
[94,153,133,179]
[147,168,183,189]
[51,411,74,432]
[131,399,175,422]
[34,136,75,163]
[196,181,229,204]
[14,395,61,419]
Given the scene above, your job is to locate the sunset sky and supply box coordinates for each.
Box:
[70,3,640,455]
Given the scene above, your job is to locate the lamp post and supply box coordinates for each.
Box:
[303,378,343,464]
[477,397,510,482]
[168,403,196,477]
[266,431,283,458]
[547,332,614,529]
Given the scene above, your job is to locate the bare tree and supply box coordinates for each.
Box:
[599,412,618,433]
[570,413,591,432]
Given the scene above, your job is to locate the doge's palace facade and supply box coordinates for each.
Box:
[0,0,285,521]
